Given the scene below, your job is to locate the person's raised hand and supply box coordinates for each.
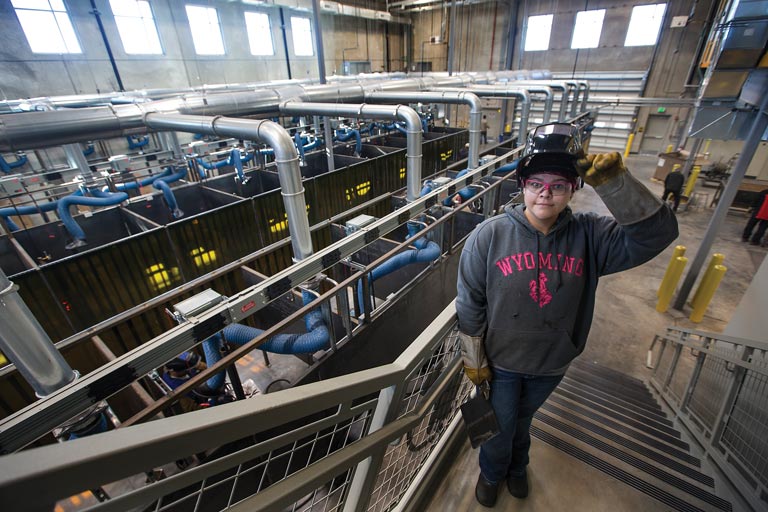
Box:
[575,152,627,187]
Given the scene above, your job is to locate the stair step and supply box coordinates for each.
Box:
[535,409,714,487]
[571,359,651,390]
[562,373,666,418]
[555,384,678,435]
[532,424,732,512]
[566,365,657,406]
[542,399,695,461]
[549,393,689,450]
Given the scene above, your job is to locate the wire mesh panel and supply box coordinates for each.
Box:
[668,347,698,407]
[82,405,375,512]
[366,329,470,512]
[688,350,734,432]
[652,339,673,388]
[720,351,768,491]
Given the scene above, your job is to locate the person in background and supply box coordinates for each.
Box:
[456,122,678,507]
[742,188,768,246]
[662,166,685,211]
[481,115,489,145]
[458,142,470,161]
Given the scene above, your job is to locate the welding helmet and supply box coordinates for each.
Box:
[517,122,585,188]
[165,351,201,372]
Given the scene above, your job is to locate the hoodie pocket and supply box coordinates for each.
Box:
[485,328,579,374]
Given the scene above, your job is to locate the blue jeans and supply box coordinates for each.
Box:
[479,369,563,483]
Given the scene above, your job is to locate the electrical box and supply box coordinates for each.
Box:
[345,214,377,236]
[0,177,24,195]
[108,155,130,172]
[172,289,226,322]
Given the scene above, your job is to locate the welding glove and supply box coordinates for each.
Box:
[459,331,492,385]
[576,152,664,225]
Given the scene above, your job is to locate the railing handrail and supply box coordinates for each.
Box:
[0,302,463,511]
[654,328,768,377]
[663,325,768,352]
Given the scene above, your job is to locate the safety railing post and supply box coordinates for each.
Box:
[679,336,711,413]
[343,382,402,512]
[663,343,683,393]
[710,345,754,446]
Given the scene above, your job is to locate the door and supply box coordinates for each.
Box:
[639,114,670,154]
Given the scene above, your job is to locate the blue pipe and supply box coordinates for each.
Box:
[58,189,129,244]
[152,167,187,218]
[0,153,28,173]
[110,167,173,192]
[0,189,83,231]
[336,128,362,155]
[202,290,329,390]
[126,135,149,149]
[82,144,95,156]
[356,234,441,315]
[295,131,306,164]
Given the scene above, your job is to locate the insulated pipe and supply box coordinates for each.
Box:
[279,101,424,202]
[0,266,77,397]
[437,86,532,145]
[365,90,483,169]
[143,114,313,261]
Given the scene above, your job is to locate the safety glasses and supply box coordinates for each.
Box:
[524,178,573,196]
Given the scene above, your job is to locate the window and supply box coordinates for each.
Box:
[290,16,314,56]
[185,5,225,55]
[571,9,605,49]
[625,3,667,46]
[109,0,162,54]
[12,0,82,54]
[244,11,274,56]
[525,14,553,51]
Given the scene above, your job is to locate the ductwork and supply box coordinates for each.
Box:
[143,114,313,261]
[0,73,551,152]
[435,85,533,143]
[279,101,424,202]
[364,90,483,169]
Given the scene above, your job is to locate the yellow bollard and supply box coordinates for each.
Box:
[656,256,687,312]
[702,139,712,156]
[623,133,635,158]
[665,144,674,153]
[658,245,686,297]
[683,165,701,199]
[691,253,725,309]
[689,265,727,323]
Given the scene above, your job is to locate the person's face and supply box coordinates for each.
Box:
[522,172,574,226]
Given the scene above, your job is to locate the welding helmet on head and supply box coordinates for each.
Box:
[517,122,585,188]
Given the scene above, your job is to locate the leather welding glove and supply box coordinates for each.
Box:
[458,331,492,385]
[576,152,664,225]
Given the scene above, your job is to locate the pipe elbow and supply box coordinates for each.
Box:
[395,105,421,134]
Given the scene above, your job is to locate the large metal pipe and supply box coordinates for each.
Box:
[365,90,483,169]
[579,81,590,113]
[564,80,580,117]
[280,101,423,202]
[143,114,313,261]
[436,85,532,145]
[505,81,571,121]
[0,267,77,397]
[0,74,550,152]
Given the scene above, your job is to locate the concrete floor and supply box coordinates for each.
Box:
[425,153,765,512]
[573,154,765,382]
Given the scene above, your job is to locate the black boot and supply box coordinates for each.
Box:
[475,474,499,507]
[507,470,529,499]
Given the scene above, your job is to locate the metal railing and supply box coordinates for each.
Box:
[647,327,768,512]
[0,301,470,512]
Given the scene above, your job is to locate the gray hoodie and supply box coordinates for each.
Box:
[456,203,678,376]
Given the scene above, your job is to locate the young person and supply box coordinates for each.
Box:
[456,122,678,507]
